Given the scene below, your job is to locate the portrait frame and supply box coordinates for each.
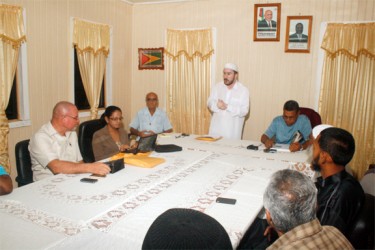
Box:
[253,3,281,42]
[285,16,313,53]
[138,47,164,70]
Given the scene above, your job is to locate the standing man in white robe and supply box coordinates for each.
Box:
[207,63,250,139]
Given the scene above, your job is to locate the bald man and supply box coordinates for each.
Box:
[29,101,110,181]
[129,92,173,138]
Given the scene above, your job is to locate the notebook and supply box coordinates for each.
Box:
[123,134,158,154]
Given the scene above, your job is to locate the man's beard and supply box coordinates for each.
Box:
[311,155,321,172]
[224,79,235,86]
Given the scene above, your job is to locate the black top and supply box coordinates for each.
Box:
[316,170,365,237]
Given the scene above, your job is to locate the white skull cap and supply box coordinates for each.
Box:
[224,63,239,72]
[312,124,333,139]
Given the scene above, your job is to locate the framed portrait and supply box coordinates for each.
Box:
[138,47,164,70]
[285,16,313,53]
[253,3,281,42]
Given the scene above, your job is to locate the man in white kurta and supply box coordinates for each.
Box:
[207,63,250,139]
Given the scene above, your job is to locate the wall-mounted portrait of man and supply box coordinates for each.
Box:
[254,3,281,42]
[285,16,313,53]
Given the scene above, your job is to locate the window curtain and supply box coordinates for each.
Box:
[0,4,26,173]
[320,23,375,179]
[165,28,214,135]
[73,19,109,119]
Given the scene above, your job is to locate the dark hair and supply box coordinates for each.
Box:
[283,100,299,112]
[100,106,122,120]
[319,127,355,166]
[142,208,232,249]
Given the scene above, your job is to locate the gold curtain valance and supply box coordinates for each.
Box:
[165,28,214,60]
[73,19,110,56]
[0,4,26,48]
[321,23,375,61]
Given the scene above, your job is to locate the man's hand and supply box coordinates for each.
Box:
[264,139,274,149]
[119,144,130,152]
[138,130,156,137]
[217,99,228,110]
[263,225,275,241]
[90,162,111,176]
[289,142,302,152]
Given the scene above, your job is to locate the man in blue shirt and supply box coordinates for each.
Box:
[0,165,13,195]
[130,92,173,138]
[261,100,312,152]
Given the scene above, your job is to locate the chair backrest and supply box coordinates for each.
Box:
[299,107,322,128]
[78,119,106,163]
[349,193,375,249]
[15,139,33,187]
[360,165,375,196]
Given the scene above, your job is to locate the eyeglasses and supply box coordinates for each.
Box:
[65,115,79,120]
[146,98,158,102]
[109,117,123,121]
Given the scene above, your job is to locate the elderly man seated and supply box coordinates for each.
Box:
[264,169,353,249]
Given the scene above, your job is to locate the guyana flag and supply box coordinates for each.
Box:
[139,49,163,68]
[258,7,264,21]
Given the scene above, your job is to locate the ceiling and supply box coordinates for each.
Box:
[122,0,198,5]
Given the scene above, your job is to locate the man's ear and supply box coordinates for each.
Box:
[265,209,273,226]
[321,151,333,164]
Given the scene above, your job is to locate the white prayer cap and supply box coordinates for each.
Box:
[224,63,239,72]
[312,124,333,139]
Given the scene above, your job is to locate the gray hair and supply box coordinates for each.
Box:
[263,169,317,233]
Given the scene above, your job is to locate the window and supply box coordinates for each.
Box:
[8,32,31,129]
[5,75,18,120]
[73,49,105,110]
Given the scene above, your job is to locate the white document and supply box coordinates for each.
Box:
[271,144,290,152]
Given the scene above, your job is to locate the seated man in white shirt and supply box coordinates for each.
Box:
[129,92,173,138]
[29,101,110,181]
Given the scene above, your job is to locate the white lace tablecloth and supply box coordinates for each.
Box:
[0,134,314,250]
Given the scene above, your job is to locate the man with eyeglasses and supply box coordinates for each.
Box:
[29,101,110,181]
[129,92,173,138]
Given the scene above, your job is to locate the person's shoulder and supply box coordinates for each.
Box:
[336,171,364,197]
[273,115,283,122]
[235,81,249,91]
[32,122,54,140]
[0,165,8,176]
[93,126,107,137]
[298,114,310,123]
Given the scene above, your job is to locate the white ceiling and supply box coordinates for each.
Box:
[122,0,198,5]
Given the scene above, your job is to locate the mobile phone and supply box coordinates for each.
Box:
[263,148,277,153]
[247,144,259,150]
[216,197,237,205]
[80,178,98,183]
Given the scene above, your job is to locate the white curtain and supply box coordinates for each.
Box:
[320,23,375,179]
[165,28,214,134]
[0,4,26,173]
[73,19,110,119]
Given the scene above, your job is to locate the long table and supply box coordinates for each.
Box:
[0,134,314,249]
